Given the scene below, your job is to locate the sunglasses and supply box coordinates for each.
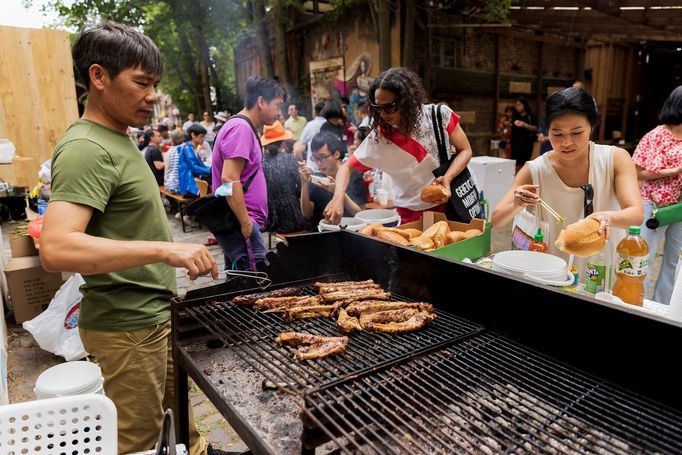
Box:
[370,102,399,114]
[581,183,594,217]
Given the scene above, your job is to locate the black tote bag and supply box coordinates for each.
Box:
[430,104,482,222]
[185,114,261,235]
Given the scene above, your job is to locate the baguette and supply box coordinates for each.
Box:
[376,230,411,246]
[463,229,482,239]
[359,224,385,236]
[554,218,605,257]
[420,184,449,203]
[410,236,435,251]
[446,231,467,245]
[433,221,450,248]
[397,228,423,239]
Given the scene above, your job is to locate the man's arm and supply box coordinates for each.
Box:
[40,201,218,280]
[221,157,253,239]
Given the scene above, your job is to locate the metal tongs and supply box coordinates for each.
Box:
[219,269,272,289]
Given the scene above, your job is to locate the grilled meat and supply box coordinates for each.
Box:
[321,288,391,303]
[336,308,362,333]
[358,308,421,327]
[232,287,300,305]
[283,304,340,320]
[275,331,349,360]
[314,279,381,293]
[255,295,322,312]
[296,337,348,360]
[365,312,436,333]
[346,300,434,316]
[275,332,328,347]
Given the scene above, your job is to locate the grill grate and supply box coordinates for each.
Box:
[303,332,682,455]
[185,284,483,392]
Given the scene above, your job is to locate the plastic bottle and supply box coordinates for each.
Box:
[585,240,612,294]
[529,228,548,253]
[612,226,649,306]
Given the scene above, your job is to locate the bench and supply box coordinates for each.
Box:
[159,185,197,233]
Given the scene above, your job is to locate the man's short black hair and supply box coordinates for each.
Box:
[72,21,163,90]
[311,131,344,160]
[314,101,326,116]
[322,100,344,120]
[244,76,287,109]
[157,124,168,132]
[187,124,207,138]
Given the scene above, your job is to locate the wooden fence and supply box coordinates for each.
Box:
[0,26,78,186]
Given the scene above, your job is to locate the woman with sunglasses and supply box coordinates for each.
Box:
[323,67,474,224]
[492,88,642,273]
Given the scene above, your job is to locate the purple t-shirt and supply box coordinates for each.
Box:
[212,118,268,226]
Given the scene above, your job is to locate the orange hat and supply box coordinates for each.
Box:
[261,121,293,146]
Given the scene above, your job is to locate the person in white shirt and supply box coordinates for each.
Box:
[200,111,216,143]
[182,112,197,132]
[284,103,308,141]
[294,101,327,170]
[324,68,474,224]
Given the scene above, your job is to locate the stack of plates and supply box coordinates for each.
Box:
[493,250,571,285]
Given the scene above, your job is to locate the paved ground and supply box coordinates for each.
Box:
[3,210,664,454]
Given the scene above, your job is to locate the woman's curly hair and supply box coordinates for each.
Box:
[369,67,427,141]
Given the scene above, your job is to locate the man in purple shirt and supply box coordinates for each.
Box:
[212,76,286,269]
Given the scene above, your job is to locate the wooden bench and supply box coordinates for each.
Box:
[159,185,197,233]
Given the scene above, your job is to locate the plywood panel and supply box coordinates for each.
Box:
[0,26,78,187]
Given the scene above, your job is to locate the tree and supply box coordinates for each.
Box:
[44,0,242,115]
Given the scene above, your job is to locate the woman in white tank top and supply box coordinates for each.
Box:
[492,88,643,268]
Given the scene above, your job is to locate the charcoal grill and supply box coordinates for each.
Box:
[172,231,682,454]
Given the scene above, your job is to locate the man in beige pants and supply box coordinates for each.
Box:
[40,22,226,455]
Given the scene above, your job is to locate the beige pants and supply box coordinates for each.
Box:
[80,320,207,455]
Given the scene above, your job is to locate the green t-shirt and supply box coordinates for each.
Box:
[50,119,177,332]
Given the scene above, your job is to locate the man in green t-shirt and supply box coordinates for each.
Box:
[40,22,223,455]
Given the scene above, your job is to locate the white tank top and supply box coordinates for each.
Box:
[527,142,625,277]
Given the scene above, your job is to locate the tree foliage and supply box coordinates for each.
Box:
[44,0,248,115]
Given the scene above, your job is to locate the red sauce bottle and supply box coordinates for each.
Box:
[529,228,548,253]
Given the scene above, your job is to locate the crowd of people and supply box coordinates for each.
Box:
[37,19,682,455]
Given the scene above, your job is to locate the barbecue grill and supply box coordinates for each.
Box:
[172,231,682,454]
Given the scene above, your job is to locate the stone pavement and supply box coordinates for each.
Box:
[3,211,664,454]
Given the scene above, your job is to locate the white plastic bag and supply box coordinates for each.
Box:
[23,274,88,361]
[0,139,16,164]
[511,207,550,251]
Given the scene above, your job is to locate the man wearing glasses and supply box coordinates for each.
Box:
[299,131,366,228]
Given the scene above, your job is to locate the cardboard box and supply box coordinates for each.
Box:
[401,211,491,261]
[9,234,38,258]
[4,256,64,324]
[0,155,37,188]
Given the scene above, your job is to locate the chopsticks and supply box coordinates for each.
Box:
[537,197,566,224]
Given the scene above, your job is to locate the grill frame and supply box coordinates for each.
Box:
[172,231,682,454]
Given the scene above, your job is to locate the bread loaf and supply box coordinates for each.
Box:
[359,224,385,236]
[377,230,411,246]
[463,229,482,239]
[420,184,449,203]
[554,218,605,257]
[446,231,467,245]
[399,228,423,239]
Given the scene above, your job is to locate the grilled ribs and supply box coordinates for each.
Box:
[365,312,437,333]
[336,308,363,333]
[232,287,300,305]
[358,308,421,326]
[275,331,348,360]
[321,288,391,303]
[346,300,434,316]
[283,304,340,320]
[255,295,322,311]
[314,279,379,293]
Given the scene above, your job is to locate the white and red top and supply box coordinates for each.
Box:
[633,125,682,207]
[349,104,460,211]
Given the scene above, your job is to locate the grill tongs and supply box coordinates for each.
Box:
[218,268,272,289]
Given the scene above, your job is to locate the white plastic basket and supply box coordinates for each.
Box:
[0,394,117,454]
